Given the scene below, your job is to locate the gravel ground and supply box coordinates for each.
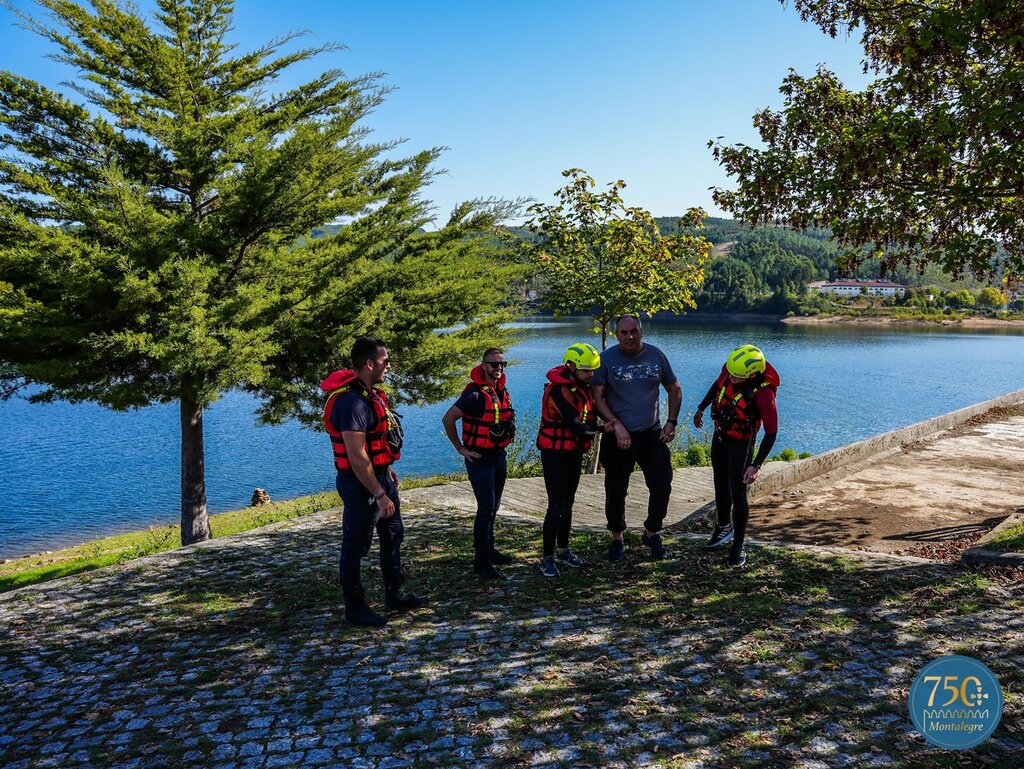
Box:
[1,503,1021,769]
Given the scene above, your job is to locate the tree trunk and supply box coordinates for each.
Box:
[180,396,212,545]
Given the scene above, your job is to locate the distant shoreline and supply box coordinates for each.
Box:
[780,315,1024,328]
[550,310,1024,328]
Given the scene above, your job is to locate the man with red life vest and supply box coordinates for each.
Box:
[322,336,425,627]
[537,342,605,578]
[693,344,780,569]
[441,348,517,579]
[592,315,682,562]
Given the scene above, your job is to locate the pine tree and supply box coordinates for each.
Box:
[0,0,524,544]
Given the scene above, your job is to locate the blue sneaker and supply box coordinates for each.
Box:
[556,549,585,568]
[540,555,560,578]
[729,547,748,569]
[706,524,734,548]
[607,539,626,562]
[641,531,667,560]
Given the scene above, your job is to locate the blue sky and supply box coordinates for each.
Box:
[0,0,871,224]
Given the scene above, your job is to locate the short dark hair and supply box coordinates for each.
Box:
[615,314,642,330]
[351,336,386,368]
[482,348,504,361]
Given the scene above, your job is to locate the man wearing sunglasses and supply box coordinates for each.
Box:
[322,336,425,626]
[442,349,517,578]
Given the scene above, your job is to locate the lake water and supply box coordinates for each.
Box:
[3,317,1023,559]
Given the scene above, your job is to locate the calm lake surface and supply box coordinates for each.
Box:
[3,317,1023,559]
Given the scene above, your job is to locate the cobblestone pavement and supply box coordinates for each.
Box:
[1,502,1021,769]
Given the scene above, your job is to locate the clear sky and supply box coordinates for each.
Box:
[0,0,871,224]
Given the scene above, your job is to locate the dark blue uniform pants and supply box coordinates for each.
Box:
[336,469,404,601]
[465,450,507,564]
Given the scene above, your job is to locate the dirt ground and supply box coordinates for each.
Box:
[751,405,1024,555]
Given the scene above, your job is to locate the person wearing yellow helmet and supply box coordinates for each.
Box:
[693,344,780,569]
[536,342,606,577]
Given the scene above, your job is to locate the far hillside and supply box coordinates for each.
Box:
[306,216,1018,316]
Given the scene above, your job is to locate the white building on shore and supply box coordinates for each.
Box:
[808,279,906,297]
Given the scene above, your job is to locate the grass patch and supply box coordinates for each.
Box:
[985,522,1024,552]
[0,466,493,592]
[0,491,337,592]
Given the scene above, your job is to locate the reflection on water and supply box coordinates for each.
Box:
[2,316,1023,558]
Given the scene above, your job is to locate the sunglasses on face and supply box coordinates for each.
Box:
[485,361,507,369]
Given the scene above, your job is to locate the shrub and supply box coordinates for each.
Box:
[684,444,712,467]
[770,447,799,462]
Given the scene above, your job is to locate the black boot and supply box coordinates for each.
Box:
[384,574,427,611]
[344,586,387,627]
[385,587,428,611]
[489,549,515,566]
[474,559,503,579]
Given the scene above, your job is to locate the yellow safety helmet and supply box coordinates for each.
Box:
[564,342,601,371]
[725,344,766,378]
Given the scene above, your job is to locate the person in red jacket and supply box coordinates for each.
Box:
[536,343,605,577]
[322,337,425,627]
[693,344,780,569]
[441,348,517,578]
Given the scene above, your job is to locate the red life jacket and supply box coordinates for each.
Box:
[460,365,515,451]
[537,365,597,452]
[321,369,401,471]
[711,362,780,441]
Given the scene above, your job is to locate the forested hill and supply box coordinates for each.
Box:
[516,214,993,314]
[310,216,991,314]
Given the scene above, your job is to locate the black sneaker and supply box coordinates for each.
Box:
[556,549,584,568]
[474,564,504,579]
[641,531,667,560]
[539,556,559,578]
[607,539,626,562]
[489,550,515,566]
[728,547,747,569]
[706,524,734,548]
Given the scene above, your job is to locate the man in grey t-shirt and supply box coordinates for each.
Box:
[592,314,681,561]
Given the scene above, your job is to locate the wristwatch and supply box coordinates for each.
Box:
[666,418,678,426]
[373,489,387,501]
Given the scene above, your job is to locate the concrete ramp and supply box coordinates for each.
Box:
[749,405,1024,555]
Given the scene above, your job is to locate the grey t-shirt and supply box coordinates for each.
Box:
[592,343,677,432]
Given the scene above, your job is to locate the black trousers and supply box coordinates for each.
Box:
[600,426,673,534]
[711,431,755,548]
[465,450,507,565]
[541,449,585,556]
[336,469,404,602]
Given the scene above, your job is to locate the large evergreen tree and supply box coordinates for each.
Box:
[0,0,523,544]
